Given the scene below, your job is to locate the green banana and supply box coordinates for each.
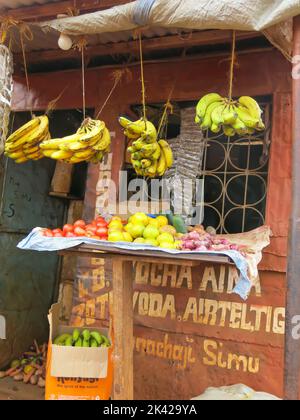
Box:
[72,329,80,342]
[75,338,83,347]
[90,338,99,348]
[196,93,223,122]
[100,335,111,347]
[54,334,72,346]
[65,336,73,347]
[90,331,103,346]
[82,340,90,348]
[82,329,91,342]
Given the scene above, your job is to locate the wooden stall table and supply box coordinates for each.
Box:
[60,243,232,400]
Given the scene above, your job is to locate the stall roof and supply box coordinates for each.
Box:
[0,0,59,10]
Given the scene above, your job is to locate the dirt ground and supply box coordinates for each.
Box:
[0,377,44,400]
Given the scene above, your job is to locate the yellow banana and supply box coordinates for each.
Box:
[223,125,236,137]
[157,148,167,176]
[7,151,25,160]
[77,119,105,144]
[141,142,160,158]
[23,146,40,156]
[15,157,29,164]
[232,117,248,134]
[211,104,226,127]
[141,159,152,169]
[200,100,223,130]
[119,116,133,129]
[50,150,73,160]
[222,104,238,125]
[26,151,43,160]
[92,128,111,151]
[158,140,173,169]
[42,149,58,158]
[151,145,161,161]
[40,134,80,150]
[238,96,262,121]
[196,93,223,123]
[89,151,104,163]
[73,149,95,160]
[211,123,221,134]
[145,160,158,177]
[132,138,147,150]
[6,117,40,145]
[124,129,140,140]
[235,105,260,129]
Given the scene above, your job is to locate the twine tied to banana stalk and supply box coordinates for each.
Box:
[96,68,132,119]
[157,98,174,140]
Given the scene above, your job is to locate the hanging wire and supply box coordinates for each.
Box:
[74,37,88,121]
[96,70,127,119]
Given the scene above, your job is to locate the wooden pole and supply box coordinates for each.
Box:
[285,14,300,400]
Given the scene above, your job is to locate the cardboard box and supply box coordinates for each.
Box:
[48,303,111,379]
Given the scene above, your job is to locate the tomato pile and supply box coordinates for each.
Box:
[42,216,109,240]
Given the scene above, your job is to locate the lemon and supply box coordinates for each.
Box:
[144,239,159,247]
[143,225,160,240]
[131,212,149,226]
[156,215,168,227]
[148,219,160,228]
[108,231,125,242]
[123,232,133,242]
[109,220,123,230]
[125,223,145,238]
[134,238,145,244]
[157,233,174,244]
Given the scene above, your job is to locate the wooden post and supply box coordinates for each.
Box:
[285,14,300,400]
[112,258,134,400]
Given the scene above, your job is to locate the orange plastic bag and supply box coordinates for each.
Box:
[45,344,113,401]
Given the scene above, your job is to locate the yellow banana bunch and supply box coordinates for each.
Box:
[119,116,157,143]
[40,118,111,164]
[4,115,50,163]
[195,94,265,137]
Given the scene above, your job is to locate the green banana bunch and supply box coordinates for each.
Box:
[53,330,111,348]
[195,93,265,137]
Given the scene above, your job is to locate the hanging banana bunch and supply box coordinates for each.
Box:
[195,94,265,137]
[119,116,173,177]
[40,118,111,164]
[4,115,50,163]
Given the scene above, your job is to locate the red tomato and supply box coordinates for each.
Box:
[73,220,86,228]
[53,228,63,235]
[91,220,98,226]
[96,227,108,237]
[65,232,76,238]
[53,232,63,237]
[74,226,87,237]
[96,220,108,228]
[91,235,101,240]
[43,229,53,237]
[85,224,97,234]
[63,224,74,234]
[101,236,108,241]
[95,216,105,223]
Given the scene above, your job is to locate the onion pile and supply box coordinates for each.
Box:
[180,230,243,252]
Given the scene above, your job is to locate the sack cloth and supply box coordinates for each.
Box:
[17,226,271,301]
[36,0,299,60]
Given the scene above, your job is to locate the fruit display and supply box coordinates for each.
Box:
[41,216,109,239]
[195,93,265,136]
[40,118,111,164]
[108,213,183,249]
[119,116,173,177]
[4,115,50,163]
[0,340,47,388]
[54,329,111,348]
[180,225,244,253]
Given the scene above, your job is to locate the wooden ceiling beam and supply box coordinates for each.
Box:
[14,30,261,66]
[0,0,133,22]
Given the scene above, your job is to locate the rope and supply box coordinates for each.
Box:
[19,24,34,119]
[138,31,147,122]
[228,30,236,101]
[74,37,88,121]
[96,69,126,119]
